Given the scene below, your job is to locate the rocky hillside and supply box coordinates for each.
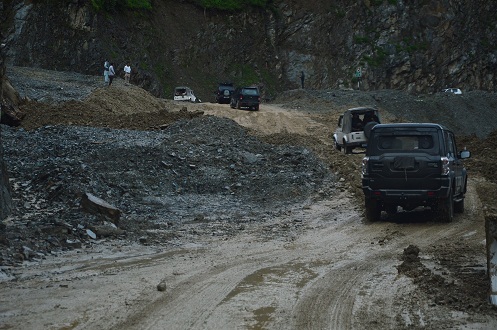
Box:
[2,0,496,100]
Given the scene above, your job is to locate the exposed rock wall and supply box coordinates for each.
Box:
[1,38,12,220]
[2,0,497,99]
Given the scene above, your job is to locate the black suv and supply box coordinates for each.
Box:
[215,82,235,104]
[361,123,471,222]
[230,86,260,111]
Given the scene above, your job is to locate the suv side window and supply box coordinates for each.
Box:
[444,131,456,157]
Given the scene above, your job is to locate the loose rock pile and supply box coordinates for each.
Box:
[1,116,332,267]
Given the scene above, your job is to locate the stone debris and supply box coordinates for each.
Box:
[81,193,121,224]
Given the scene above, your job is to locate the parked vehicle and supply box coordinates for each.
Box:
[442,88,462,95]
[174,86,197,102]
[361,123,470,222]
[333,107,380,154]
[230,86,260,111]
[215,82,235,104]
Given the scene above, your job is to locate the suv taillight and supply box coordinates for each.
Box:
[441,156,449,175]
[361,157,369,176]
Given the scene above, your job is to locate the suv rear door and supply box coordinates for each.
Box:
[366,127,443,190]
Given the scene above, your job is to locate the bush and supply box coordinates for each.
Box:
[91,0,151,11]
[197,0,270,11]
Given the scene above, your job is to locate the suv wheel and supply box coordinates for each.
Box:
[334,138,342,151]
[342,141,352,154]
[437,189,454,222]
[364,121,378,139]
[365,199,381,222]
[454,198,465,213]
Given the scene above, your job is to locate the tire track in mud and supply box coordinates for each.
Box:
[113,248,295,329]
[111,183,486,330]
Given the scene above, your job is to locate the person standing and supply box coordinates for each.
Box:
[124,63,131,85]
[300,71,305,89]
[108,62,115,86]
[103,60,109,84]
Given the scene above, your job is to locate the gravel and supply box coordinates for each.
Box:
[1,115,332,268]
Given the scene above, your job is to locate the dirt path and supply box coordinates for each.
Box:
[1,102,496,329]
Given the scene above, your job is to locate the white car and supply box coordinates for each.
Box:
[174,86,197,102]
[442,88,462,95]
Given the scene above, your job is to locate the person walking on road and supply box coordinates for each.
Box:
[108,62,116,86]
[124,63,131,85]
[300,71,305,89]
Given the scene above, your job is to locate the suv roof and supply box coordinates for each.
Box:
[371,123,447,131]
[218,82,234,88]
[345,106,378,114]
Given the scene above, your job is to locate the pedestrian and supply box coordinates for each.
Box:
[124,63,131,85]
[108,62,115,86]
[103,60,109,84]
[300,71,305,89]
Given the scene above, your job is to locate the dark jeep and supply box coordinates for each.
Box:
[230,86,260,111]
[361,123,471,222]
[215,82,235,104]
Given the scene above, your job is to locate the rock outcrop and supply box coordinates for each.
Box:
[1,1,497,99]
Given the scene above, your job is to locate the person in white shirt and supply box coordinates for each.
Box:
[124,64,131,85]
[103,60,109,83]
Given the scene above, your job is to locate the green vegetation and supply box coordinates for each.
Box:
[90,0,151,12]
[362,46,387,67]
[228,63,259,87]
[395,38,428,53]
[353,35,370,44]
[195,0,270,11]
[330,5,346,18]
[370,0,384,5]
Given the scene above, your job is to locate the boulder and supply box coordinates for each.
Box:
[81,193,121,224]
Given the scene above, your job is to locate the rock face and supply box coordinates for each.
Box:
[2,1,497,99]
[1,34,13,220]
[0,160,11,220]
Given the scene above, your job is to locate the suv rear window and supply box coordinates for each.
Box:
[372,133,438,155]
[219,85,234,91]
[242,88,259,95]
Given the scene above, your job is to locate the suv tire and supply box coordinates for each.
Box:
[454,198,464,213]
[363,121,378,139]
[342,141,352,154]
[365,199,381,222]
[334,138,342,151]
[438,189,454,222]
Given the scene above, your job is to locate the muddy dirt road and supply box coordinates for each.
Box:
[2,96,496,329]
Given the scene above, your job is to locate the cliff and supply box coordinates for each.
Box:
[2,0,496,100]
